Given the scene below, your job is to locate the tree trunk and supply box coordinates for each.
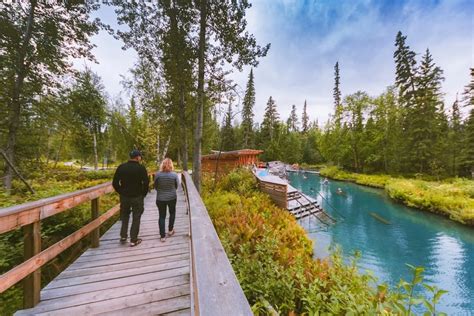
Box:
[193,0,207,192]
[156,130,160,166]
[53,134,65,168]
[4,0,37,192]
[93,132,98,170]
[161,136,171,162]
[180,83,188,171]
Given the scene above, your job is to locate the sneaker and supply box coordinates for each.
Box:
[167,229,175,237]
[120,238,127,244]
[160,237,167,242]
[130,238,142,247]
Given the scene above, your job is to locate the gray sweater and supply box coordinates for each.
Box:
[154,172,179,201]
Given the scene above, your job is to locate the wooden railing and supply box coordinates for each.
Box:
[181,172,252,316]
[0,171,155,309]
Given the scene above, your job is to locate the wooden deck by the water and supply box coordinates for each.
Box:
[16,188,191,316]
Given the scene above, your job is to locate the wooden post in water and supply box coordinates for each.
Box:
[91,198,100,248]
[23,221,41,308]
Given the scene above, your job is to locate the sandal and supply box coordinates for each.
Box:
[130,238,142,247]
[168,229,175,237]
[160,237,167,242]
[120,237,127,244]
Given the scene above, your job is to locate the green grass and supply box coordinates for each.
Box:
[320,166,474,226]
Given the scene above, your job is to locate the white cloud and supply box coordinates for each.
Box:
[84,1,473,123]
[230,0,473,124]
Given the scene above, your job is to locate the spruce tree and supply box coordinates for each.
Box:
[289,104,299,132]
[461,68,474,177]
[394,31,419,171]
[241,68,255,148]
[394,31,417,107]
[409,49,445,173]
[221,103,235,151]
[462,68,474,106]
[261,96,280,141]
[449,96,462,176]
[302,100,309,133]
[333,62,343,127]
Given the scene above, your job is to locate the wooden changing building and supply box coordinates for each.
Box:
[201,149,263,175]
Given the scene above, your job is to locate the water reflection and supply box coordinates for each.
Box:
[289,173,474,314]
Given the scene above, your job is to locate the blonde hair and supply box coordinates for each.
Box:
[160,158,174,172]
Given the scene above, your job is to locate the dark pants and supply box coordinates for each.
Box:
[120,195,144,242]
[156,199,177,238]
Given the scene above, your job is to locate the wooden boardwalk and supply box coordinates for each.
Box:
[16,188,191,316]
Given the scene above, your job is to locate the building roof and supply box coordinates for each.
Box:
[201,149,264,160]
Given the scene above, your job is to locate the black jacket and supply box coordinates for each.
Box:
[112,160,149,197]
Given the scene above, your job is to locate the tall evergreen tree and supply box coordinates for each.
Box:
[221,103,235,151]
[460,68,474,176]
[260,96,280,142]
[333,62,343,126]
[288,104,299,132]
[462,68,474,107]
[408,49,445,173]
[241,68,255,148]
[394,31,417,108]
[302,100,309,133]
[449,96,462,176]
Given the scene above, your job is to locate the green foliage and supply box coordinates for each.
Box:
[391,264,448,316]
[204,170,401,314]
[320,166,390,188]
[386,178,474,225]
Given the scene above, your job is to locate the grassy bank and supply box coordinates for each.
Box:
[0,166,120,315]
[320,166,474,226]
[202,169,445,315]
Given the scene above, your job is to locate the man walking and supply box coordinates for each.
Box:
[112,149,149,247]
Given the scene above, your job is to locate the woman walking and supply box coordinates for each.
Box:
[154,158,179,242]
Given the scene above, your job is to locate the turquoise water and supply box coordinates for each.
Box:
[288,172,474,314]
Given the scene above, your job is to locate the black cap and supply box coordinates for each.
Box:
[129,149,142,158]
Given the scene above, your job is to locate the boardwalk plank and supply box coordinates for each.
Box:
[74,242,189,263]
[57,253,190,279]
[15,275,189,314]
[41,264,189,301]
[97,295,190,316]
[46,259,189,289]
[64,246,189,271]
[36,285,190,315]
[69,239,189,260]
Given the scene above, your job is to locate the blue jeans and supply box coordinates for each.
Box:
[156,199,177,238]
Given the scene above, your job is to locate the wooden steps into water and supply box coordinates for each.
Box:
[15,189,191,316]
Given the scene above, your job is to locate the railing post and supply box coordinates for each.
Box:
[23,221,41,308]
[91,198,100,248]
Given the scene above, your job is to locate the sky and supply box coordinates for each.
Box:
[80,0,474,125]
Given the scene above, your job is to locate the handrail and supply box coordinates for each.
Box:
[0,182,114,234]
[316,192,345,220]
[181,171,252,316]
[298,192,337,224]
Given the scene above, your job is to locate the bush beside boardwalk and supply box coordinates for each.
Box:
[0,166,119,316]
[203,169,446,315]
[320,166,474,226]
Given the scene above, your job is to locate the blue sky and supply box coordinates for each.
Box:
[81,0,473,124]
